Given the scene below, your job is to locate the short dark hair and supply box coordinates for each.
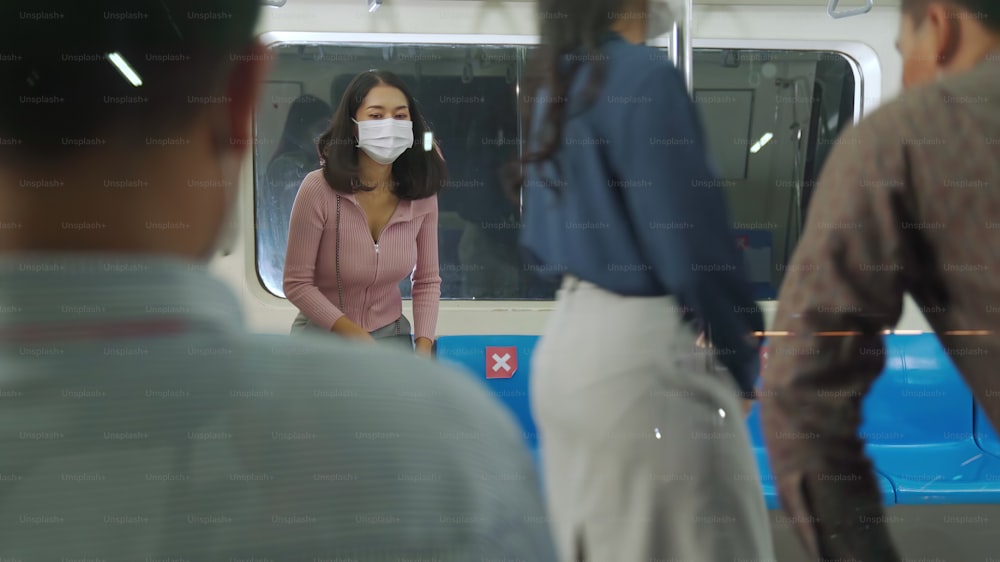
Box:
[901,0,1000,32]
[318,70,447,201]
[0,1,261,161]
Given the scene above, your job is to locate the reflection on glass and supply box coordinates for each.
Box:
[257,94,332,296]
[253,44,858,301]
[692,49,856,298]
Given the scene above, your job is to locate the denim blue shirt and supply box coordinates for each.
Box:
[520,32,764,395]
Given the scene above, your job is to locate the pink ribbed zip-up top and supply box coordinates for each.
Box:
[283,169,441,341]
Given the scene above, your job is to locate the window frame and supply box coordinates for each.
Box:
[245,32,880,307]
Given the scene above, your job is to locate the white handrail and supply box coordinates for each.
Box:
[666,0,694,95]
[828,0,874,19]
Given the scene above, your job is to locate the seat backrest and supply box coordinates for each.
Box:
[975,403,1000,458]
[438,333,975,462]
[750,334,973,447]
[867,334,972,445]
[435,335,540,450]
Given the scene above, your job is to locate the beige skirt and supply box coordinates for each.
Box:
[530,276,775,561]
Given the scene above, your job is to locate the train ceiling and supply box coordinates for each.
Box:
[262,0,899,6]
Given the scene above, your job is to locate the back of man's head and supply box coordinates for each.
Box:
[0,1,268,259]
[897,0,1000,88]
[902,0,1000,30]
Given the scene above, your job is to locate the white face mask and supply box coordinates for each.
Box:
[353,118,414,165]
[647,0,677,41]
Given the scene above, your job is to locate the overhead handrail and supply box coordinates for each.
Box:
[828,0,874,19]
[665,0,693,95]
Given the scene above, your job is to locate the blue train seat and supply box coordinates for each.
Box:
[745,350,898,507]
[863,334,1000,503]
[435,335,540,456]
[975,403,1000,459]
[745,402,897,508]
[436,333,1000,508]
[758,333,1000,504]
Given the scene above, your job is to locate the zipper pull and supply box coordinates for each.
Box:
[374,242,379,254]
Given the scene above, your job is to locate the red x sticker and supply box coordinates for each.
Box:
[486,346,517,379]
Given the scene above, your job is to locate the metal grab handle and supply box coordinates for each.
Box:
[828,0,874,19]
[669,21,679,70]
[667,0,693,95]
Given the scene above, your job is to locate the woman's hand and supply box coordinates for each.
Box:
[331,317,375,342]
[696,331,711,349]
[700,332,755,418]
[414,337,434,357]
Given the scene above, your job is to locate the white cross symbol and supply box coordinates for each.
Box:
[491,353,511,373]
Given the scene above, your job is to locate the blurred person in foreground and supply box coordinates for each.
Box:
[0,1,556,560]
[761,0,1000,560]
[514,0,773,560]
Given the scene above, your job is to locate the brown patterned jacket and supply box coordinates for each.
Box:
[762,50,1000,561]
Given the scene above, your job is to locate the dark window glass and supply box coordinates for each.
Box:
[253,43,857,302]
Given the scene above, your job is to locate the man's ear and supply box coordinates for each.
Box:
[925,3,961,66]
[224,41,272,159]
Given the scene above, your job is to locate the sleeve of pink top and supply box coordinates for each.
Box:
[411,195,442,341]
[282,176,347,331]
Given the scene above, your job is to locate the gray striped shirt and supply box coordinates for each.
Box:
[0,254,556,561]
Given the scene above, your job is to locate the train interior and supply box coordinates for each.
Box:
[201,0,1000,558]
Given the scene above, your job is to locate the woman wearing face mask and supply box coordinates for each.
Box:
[514,0,774,560]
[283,70,446,355]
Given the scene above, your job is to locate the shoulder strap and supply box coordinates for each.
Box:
[335,194,344,310]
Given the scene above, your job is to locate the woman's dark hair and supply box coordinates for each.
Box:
[268,94,332,169]
[329,74,356,111]
[503,0,633,201]
[318,70,448,200]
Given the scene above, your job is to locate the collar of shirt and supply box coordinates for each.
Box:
[599,30,623,44]
[340,190,415,218]
[341,189,425,230]
[0,253,243,344]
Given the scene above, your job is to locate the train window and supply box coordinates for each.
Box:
[252,43,858,301]
[691,49,857,298]
[253,43,545,300]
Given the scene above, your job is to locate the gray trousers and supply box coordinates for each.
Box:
[290,312,414,352]
[530,276,775,562]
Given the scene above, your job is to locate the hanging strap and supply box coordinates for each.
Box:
[335,194,344,310]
